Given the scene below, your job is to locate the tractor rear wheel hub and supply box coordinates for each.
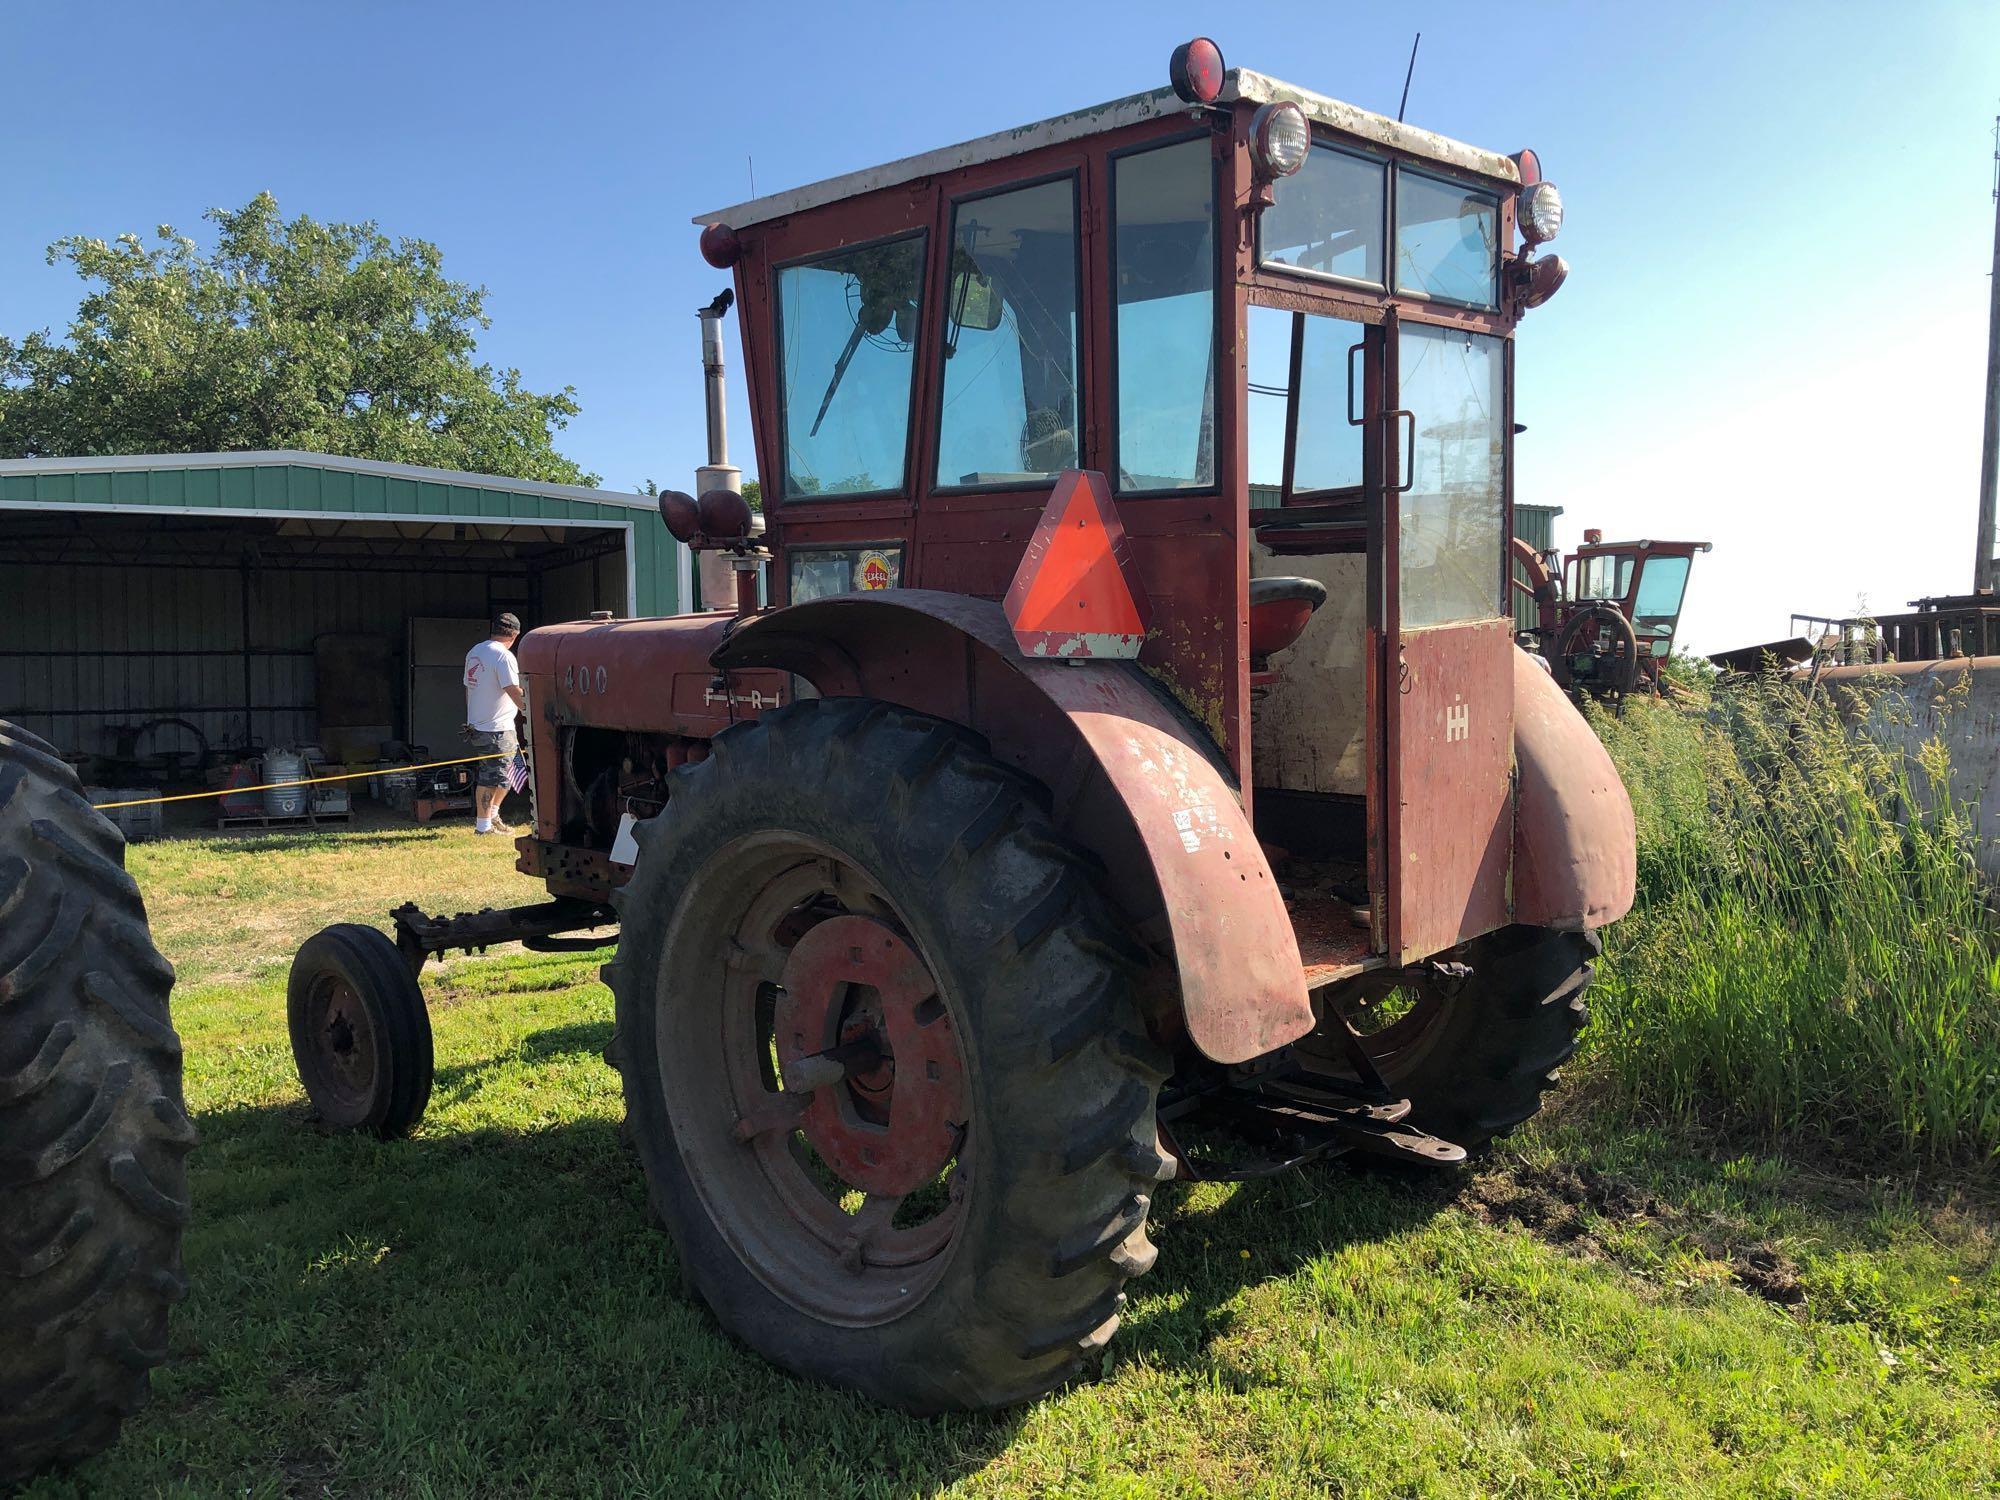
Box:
[774,914,966,1197]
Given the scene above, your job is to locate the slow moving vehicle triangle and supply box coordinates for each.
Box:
[1004,469,1150,658]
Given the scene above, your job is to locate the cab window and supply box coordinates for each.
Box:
[1113,138,1215,492]
[1631,555,1691,641]
[1398,323,1504,627]
[1246,306,1367,502]
[776,234,926,498]
[1573,553,1635,601]
[1259,144,1386,287]
[935,178,1081,488]
[1395,170,1498,310]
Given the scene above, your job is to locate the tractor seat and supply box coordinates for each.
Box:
[1249,576,1329,661]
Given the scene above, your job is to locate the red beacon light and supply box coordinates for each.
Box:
[1169,38,1226,105]
[699,222,741,269]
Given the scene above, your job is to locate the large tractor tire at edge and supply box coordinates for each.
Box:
[0,721,194,1484]
[604,698,1172,1413]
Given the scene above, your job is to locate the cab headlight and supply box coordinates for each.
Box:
[1250,101,1311,181]
[1519,180,1563,245]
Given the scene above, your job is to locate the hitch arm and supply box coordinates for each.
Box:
[390,898,616,974]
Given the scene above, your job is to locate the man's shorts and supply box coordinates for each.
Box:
[466,726,518,788]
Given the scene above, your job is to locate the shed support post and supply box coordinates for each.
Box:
[239,556,254,748]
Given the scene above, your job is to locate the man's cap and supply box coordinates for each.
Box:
[494,612,522,634]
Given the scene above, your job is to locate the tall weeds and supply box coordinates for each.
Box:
[1584,673,1999,1166]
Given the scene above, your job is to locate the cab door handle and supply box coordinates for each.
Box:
[1384,409,1415,494]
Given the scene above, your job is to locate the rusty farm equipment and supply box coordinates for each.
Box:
[1512,531,1710,700]
[288,39,1636,1412]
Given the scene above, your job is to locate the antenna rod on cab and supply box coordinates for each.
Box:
[1976,115,2000,593]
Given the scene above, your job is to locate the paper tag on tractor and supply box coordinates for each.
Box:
[609,812,640,868]
[1003,469,1150,659]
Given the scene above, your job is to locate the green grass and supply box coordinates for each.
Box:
[1587,676,2000,1165]
[18,821,2000,1496]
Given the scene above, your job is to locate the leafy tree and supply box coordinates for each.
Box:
[0,193,598,485]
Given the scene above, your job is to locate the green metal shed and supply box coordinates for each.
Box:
[0,451,687,761]
[1512,502,1562,633]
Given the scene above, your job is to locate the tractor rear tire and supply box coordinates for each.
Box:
[604,698,1171,1413]
[287,924,433,1138]
[0,721,193,1486]
[1314,925,1597,1153]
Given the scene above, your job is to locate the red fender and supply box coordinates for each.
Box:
[1511,647,1636,929]
[715,591,1314,1064]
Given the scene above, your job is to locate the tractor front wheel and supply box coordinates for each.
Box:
[287,924,433,1137]
[604,699,1170,1413]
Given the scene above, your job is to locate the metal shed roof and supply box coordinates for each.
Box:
[0,450,659,510]
[0,450,686,616]
[695,68,1520,230]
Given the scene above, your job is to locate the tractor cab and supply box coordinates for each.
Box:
[692,41,1593,968]
[1567,535,1708,658]
[1557,534,1710,691]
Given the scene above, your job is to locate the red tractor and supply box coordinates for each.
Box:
[289,40,1634,1413]
[1513,531,1710,699]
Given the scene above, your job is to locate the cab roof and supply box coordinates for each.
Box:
[693,68,1521,230]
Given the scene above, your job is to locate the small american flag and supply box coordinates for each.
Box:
[505,753,530,794]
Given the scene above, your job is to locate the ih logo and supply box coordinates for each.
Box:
[1444,702,1470,743]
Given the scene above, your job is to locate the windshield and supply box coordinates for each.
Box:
[1631,554,1692,645]
[1113,138,1216,492]
[935,178,1081,487]
[1572,552,1635,602]
[776,235,927,498]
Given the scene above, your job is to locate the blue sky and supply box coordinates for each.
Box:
[7,1,1998,651]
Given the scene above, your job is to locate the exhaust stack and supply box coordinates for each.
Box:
[693,290,755,609]
[695,289,741,499]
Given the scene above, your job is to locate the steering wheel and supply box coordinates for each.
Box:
[1552,603,1640,698]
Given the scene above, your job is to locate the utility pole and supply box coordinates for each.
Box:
[1977,115,2000,594]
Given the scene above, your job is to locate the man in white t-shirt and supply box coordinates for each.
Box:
[462,613,525,835]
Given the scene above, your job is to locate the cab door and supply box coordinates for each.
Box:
[1378,314,1515,963]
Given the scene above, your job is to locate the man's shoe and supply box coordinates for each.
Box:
[487,819,515,836]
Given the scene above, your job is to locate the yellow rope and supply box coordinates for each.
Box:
[92,753,510,810]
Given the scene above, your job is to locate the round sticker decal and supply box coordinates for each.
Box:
[858,551,894,591]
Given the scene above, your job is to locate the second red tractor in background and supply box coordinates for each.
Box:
[1513,530,1710,699]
